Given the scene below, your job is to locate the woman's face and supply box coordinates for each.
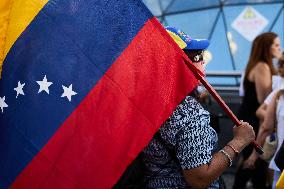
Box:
[271,37,282,59]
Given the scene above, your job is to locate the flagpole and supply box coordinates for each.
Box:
[183,57,264,155]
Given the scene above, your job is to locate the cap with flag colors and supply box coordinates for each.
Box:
[0,0,199,188]
[165,26,210,50]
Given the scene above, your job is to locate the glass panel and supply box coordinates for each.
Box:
[165,9,219,39]
[206,16,236,85]
[271,9,284,50]
[224,0,282,5]
[143,0,284,86]
[223,4,282,70]
[166,0,220,14]
[160,0,173,11]
[142,0,163,16]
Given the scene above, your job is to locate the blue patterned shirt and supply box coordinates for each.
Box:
[143,95,219,188]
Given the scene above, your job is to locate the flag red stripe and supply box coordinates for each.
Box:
[10,18,198,189]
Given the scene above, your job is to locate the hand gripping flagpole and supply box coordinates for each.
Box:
[182,57,264,155]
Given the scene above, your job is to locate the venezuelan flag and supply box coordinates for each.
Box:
[0,0,198,188]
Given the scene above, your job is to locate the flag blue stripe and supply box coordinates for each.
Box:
[0,0,152,187]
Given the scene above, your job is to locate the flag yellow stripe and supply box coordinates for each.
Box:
[277,171,284,189]
[0,0,48,76]
[0,0,12,76]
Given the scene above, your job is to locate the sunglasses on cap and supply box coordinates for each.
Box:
[183,50,204,63]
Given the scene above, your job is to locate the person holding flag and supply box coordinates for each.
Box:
[142,27,256,189]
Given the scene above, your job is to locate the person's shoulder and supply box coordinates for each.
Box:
[177,95,209,121]
[162,95,199,124]
[166,95,205,127]
[180,95,202,111]
[253,62,270,77]
[255,61,270,71]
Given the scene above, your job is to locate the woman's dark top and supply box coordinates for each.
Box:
[238,78,260,158]
[239,78,260,131]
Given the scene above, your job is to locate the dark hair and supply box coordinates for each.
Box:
[278,52,284,68]
[189,86,201,99]
[183,49,204,63]
[244,32,277,89]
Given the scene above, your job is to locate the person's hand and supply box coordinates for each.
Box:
[243,151,258,169]
[230,121,255,152]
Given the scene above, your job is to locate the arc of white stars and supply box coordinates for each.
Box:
[14,81,25,98]
[0,96,8,113]
[36,75,53,94]
[61,84,77,102]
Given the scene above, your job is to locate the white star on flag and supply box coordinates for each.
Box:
[61,84,77,102]
[0,96,8,113]
[36,75,53,94]
[14,81,25,98]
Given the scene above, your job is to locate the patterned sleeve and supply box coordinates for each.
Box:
[174,97,217,170]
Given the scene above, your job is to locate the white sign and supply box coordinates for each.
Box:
[232,6,268,41]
